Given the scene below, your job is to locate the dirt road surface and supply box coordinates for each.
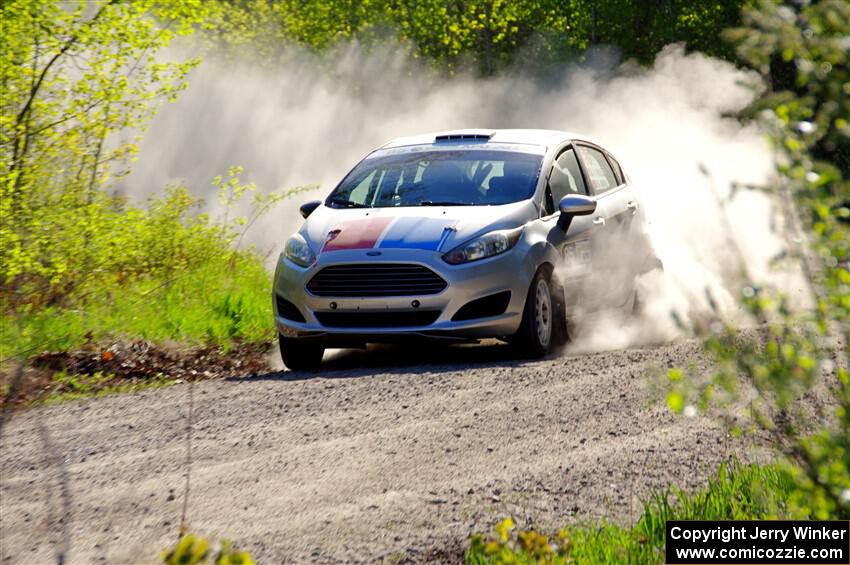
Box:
[0,339,753,563]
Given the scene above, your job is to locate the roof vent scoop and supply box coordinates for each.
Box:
[434,129,496,143]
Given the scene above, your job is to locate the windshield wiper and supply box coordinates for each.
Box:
[419,200,468,206]
[329,197,369,208]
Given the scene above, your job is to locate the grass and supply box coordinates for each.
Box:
[0,183,287,408]
[466,461,794,564]
[1,254,274,361]
[0,180,286,363]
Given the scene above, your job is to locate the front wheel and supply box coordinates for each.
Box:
[512,268,564,357]
[278,334,324,371]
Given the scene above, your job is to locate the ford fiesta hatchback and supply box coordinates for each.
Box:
[273,129,659,370]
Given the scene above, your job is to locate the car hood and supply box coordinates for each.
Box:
[301,200,537,255]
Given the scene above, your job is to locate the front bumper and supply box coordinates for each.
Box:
[273,246,536,341]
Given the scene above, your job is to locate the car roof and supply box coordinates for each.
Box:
[379,128,598,150]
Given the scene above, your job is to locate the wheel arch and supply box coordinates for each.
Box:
[524,237,566,298]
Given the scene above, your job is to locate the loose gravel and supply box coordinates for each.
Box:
[0,339,757,563]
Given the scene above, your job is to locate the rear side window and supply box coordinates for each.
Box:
[578,146,618,194]
[607,154,625,185]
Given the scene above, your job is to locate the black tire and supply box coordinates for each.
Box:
[512,267,564,357]
[278,334,324,370]
[551,276,570,347]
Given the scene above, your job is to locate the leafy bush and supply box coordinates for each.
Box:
[1,0,205,289]
[161,534,254,565]
[1,1,218,360]
[667,0,849,521]
[0,3,313,363]
[467,462,793,565]
[1,170,309,359]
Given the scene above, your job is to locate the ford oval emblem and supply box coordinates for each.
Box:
[366,250,382,256]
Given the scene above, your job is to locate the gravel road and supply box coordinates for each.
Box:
[0,339,753,564]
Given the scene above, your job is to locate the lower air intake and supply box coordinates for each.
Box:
[451,291,511,321]
[315,310,441,328]
[275,294,306,323]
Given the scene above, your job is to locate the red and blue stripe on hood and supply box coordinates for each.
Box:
[321,216,457,253]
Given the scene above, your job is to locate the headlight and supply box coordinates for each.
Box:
[442,227,523,265]
[284,233,315,267]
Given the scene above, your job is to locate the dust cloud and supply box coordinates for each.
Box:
[119,42,800,350]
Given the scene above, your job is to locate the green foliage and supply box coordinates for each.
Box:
[1,0,207,330]
[196,0,745,74]
[0,2,316,361]
[1,1,207,285]
[386,0,590,76]
[467,462,793,564]
[212,165,316,253]
[0,178,306,359]
[669,0,850,521]
[581,0,744,64]
[161,534,254,565]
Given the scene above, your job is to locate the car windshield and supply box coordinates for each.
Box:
[327,149,543,208]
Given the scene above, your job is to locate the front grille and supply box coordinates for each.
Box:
[314,310,441,328]
[275,294,306,322]
[306,264,447,297]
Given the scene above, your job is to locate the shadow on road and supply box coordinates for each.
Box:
[231,340,537,382]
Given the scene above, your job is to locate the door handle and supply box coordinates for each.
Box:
[593,216,606,226]
[626,201,638,211]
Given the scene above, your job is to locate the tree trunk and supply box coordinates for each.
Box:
[484,1,493,76]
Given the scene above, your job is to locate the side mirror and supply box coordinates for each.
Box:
[299,200,322,219]
[558,194,596,217]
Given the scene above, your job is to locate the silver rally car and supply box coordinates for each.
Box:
[273,129,659,369]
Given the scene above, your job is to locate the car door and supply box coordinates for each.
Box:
[575,144,637,307]
[541,144,607,314]
[604,151,655,274]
